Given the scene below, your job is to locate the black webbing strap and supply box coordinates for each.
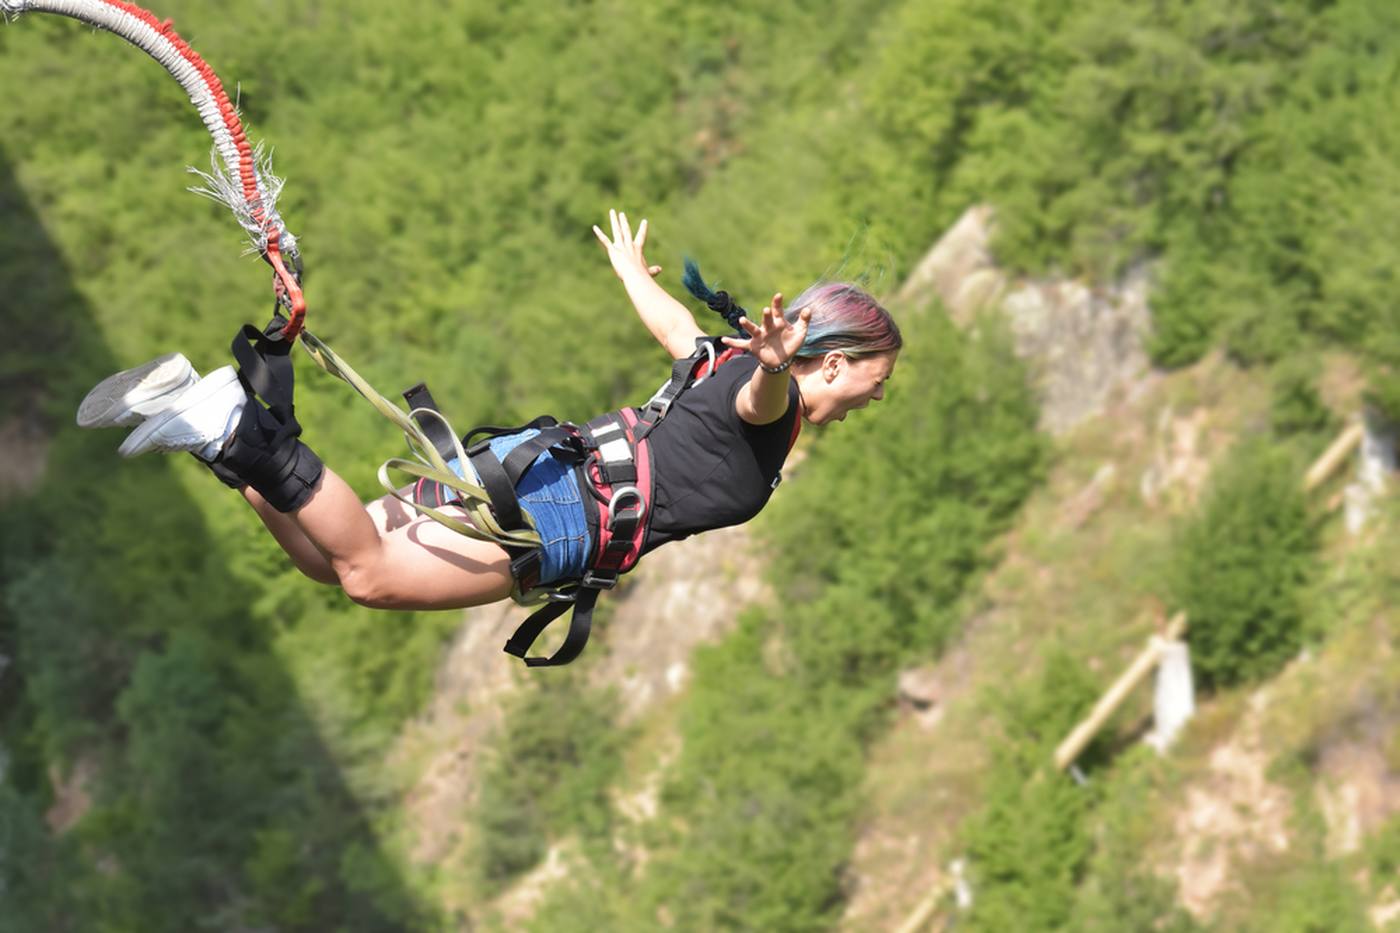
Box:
[462,415,559,451]
[401,382,459,464]
[503,586,600,667]
[645,353,703,421]
[467,424,579,533]
[635,337,723,441]
[500,426,581,483]
[231,315,302,444]
[232,317,295,413]
[469,447,526,530]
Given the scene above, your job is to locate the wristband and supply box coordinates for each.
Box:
[759,358,792,375]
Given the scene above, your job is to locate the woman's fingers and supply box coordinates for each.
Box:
[649,265,663,277]
[796,306,812,328]
[610,208,628,248]
[763,303,784,334]
[600,209,650,260]
[592,224,611,248]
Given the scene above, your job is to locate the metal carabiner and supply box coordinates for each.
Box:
[689,340,719,388]
[605,484,645,532]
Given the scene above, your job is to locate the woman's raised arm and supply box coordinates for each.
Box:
[594,209,705,360]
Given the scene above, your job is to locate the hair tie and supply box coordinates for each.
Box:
[682,258,747,334]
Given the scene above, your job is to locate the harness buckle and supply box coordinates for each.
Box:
[605,485,645,531]
[581,569,620,590]
[509,548,543,591]
[646,393,674,420]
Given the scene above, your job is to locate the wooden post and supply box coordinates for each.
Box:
[1053,612,1188,771]
[1303,421,1364,493]
[893,885,947,933]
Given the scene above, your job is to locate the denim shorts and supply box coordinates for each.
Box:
[447,428,592,587]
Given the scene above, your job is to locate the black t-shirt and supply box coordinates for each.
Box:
[640,353,800,554]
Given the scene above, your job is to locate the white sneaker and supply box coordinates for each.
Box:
[76,352,199,428]
[118,366,248,460]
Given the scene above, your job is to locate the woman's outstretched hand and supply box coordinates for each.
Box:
[593,209,662,282]
[721,294,810,372]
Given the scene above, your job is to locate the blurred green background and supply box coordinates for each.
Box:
[3,1,1400,930]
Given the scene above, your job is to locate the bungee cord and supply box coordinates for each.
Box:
[1,0,305,337]
[4,0,554,600]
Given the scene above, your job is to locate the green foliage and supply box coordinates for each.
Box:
[0,783,81,932]
[626,312,1044,929]
[772,312,1045,695]
[1270,357,1339,440]
[243,828,326,931]
[1070,748,1202,933]
[1367,814,1400,887]
[1168,440,1318,688]
[636,613,867,932]
[866,0,1400,394]
[3,0,1390,925]
[473,676,625,890]
[960,649,1099,932]
[1237,860,1371,933]
[526,860,639,933]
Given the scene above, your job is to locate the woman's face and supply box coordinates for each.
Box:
[802,350,897,425]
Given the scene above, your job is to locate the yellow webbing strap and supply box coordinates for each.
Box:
[297,329,550,602]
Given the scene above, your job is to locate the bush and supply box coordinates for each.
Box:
[473,676,624,890]
[1071,748,1202,933]
[961,649,1100,932]
[1270,358,1338,439]
[1237,861,1371,933]
[1168,441,1318,689]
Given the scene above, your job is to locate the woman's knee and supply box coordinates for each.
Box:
[336,563,395,608]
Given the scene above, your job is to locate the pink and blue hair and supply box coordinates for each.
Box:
[785,281,901,360]
[683,259,901,360]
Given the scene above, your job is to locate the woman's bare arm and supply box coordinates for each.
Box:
[594,209,705,360]
[726,293,811,425]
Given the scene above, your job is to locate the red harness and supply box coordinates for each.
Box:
[575,345,801,588]
[410,339,801,667]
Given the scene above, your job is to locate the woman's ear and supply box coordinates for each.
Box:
[822,350,845,382]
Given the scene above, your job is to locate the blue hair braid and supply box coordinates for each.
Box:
[682,258,747,334]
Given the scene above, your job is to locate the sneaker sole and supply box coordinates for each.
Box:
[77,353,196,428]
[118,367,244,459]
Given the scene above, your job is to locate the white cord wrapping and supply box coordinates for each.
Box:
[5,0,296,255]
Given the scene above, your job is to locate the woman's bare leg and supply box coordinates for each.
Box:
[242,466,516,610]
[243,487,339,583]
[242,482,422,585]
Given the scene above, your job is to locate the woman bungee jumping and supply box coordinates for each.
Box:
[2,3,899,665]
[77,211,901,664]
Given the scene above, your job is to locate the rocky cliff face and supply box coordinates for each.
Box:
[898,205,1156,435]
